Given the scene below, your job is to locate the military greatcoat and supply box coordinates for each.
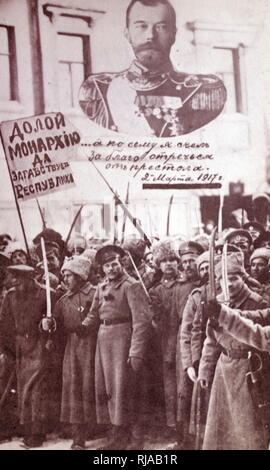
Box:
[0,282,58,429]
[54,281,97,424]
[199,285,268,450]
[83,272,151,426]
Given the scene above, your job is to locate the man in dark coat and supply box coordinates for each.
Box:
[0,265,58,448]
[54,255,97,450]
[82,245,152,450]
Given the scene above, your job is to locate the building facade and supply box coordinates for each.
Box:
[0,0,269,243]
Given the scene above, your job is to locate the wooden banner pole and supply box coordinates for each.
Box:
[0,131,31,261]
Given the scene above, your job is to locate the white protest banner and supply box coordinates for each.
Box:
[0,112,80,201]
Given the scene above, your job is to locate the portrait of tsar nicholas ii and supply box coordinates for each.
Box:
[79,0,227,138]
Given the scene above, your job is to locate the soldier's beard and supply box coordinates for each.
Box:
[134,44,170,71]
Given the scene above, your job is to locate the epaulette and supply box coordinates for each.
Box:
[248,289,265,305]
[125,275,138,286]
[6,287,16,294]
[190,74,226,111]
[56,290,70,303]
[190,286,202,297]
[170,70,226,112]
[170,70,223,88]
[86,70,127,84]
[79,71,126,129]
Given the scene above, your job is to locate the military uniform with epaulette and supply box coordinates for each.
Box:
[198,254,268,450]
[0,273,59,447]
[150,275,192,430]
[82,264,151,449]
[79,61,226,137]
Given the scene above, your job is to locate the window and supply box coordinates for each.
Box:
[212,47,242,113]
[0,25,17,101]
[57,33,90,109]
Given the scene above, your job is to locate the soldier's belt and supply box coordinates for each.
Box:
[100,317,131,326]
[221,346,250,359]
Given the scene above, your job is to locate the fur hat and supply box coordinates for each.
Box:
[215,252,245,280]
[81,249,97,264]
[61,256,91,281]
[196,251,209,271]
[122,238,147,265]
[67,233,87,253]
[250,248,270,264]
[152,239,179,266]
[192,234,210,251]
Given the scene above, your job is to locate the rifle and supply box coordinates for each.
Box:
[90,160,151,248]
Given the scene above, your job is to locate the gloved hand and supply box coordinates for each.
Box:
[129,357,143,373]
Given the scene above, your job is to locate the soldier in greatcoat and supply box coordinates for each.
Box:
[82,245,152,450]
[175,241,203,449]
[149,239,185,438]
[198,253,268,450]
[0,265,59,448]
[53,256,97,450]
[181,251,211,447]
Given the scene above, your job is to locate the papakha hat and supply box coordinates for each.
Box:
[61,256,91,281]
[250,248,270,264]
[215,252,245,279]
[152,238,179,266]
